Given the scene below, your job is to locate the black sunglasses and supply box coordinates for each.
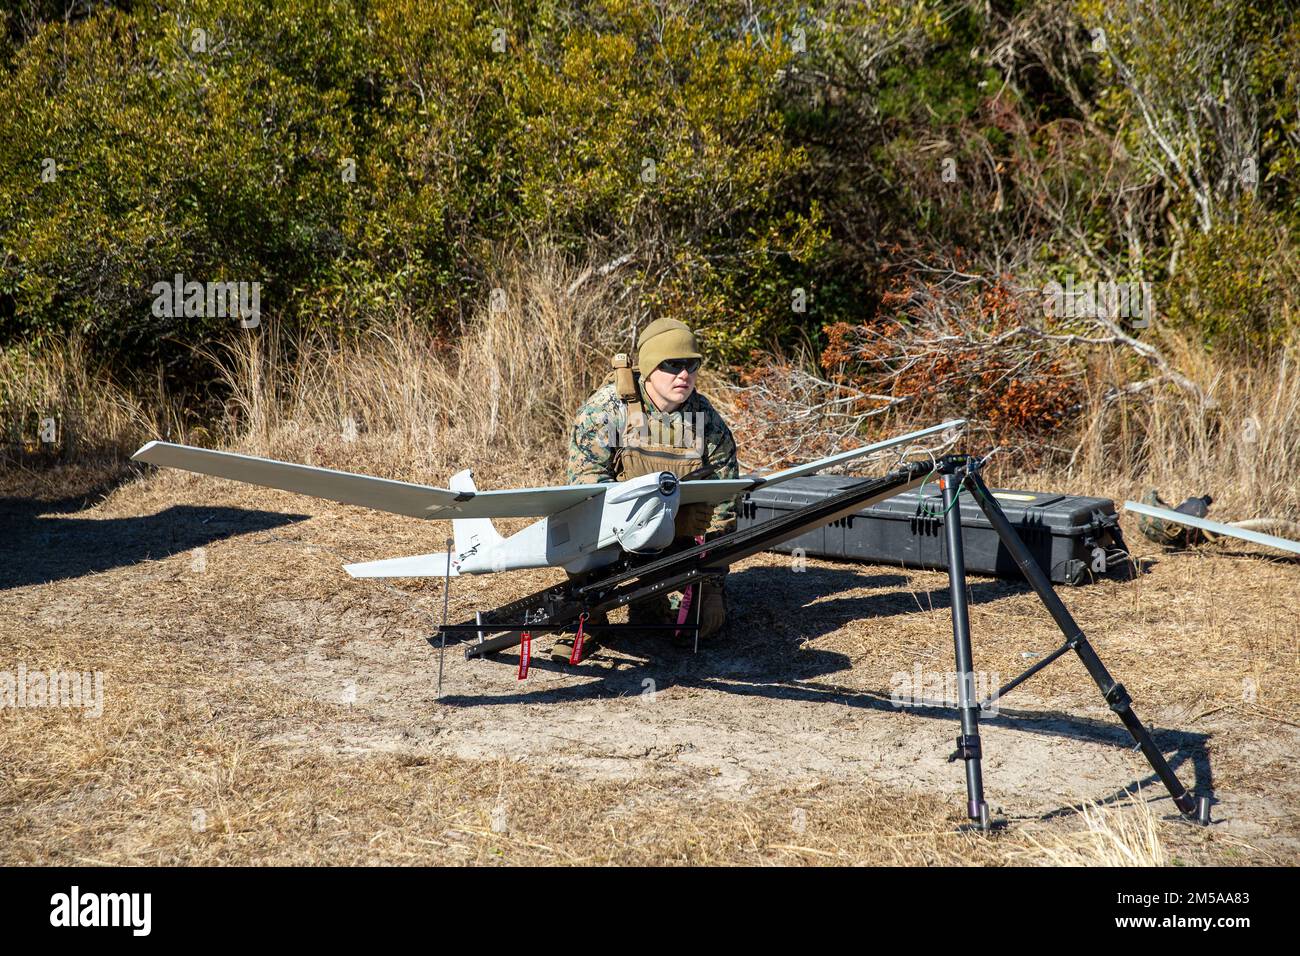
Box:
[658,358,701,375]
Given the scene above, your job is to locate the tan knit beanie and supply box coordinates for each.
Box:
[636,318,703,378]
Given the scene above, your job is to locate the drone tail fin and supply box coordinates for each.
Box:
[343,551,459,578]
[449,468,504,556]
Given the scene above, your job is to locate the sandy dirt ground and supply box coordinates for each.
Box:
[2,462,1296,865]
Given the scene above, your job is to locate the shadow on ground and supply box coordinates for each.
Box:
[441,647,1214,821]
[0,489,306,590]
[437,561,1213,816]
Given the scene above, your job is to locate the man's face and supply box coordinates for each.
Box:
[646,358,699,407]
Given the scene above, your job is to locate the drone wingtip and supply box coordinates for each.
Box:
[131,440,161,462]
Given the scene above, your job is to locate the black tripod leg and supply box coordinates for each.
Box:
[942,475,991,830]
[965,470,1209,823]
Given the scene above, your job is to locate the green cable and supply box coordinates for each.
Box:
[918,469,966,520]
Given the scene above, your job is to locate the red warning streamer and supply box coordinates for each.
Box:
[569,613,588,665]
[517,631,532,680]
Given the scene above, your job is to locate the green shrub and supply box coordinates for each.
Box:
[0,0,822,380]
[4,0,1299,403]
[1165,200,1300,355]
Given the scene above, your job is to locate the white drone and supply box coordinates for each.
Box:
[132,420,964,579]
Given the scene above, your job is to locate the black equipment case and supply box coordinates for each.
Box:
[737,476,1129,585]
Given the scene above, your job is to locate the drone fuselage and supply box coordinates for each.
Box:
[454,470,681,575]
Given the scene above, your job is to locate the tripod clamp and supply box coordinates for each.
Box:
[924,452,1212,831]
[947,734,982,763]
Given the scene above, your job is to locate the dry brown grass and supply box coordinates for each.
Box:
[210,246,642,475]
[0,567,1201,867]
[1012,793,1168,866]
[0,335,182,466]
[1063,330,1300,520]
[10,246,1294,527]
[2,457,1295,866]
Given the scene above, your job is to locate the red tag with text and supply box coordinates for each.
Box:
[569,613,588,665]
[517,631,532,680]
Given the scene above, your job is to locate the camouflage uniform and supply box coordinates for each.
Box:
[566,377,740,532]
[564,373,739,643]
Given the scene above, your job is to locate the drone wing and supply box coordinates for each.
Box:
[131,442,605,520]
[134,419,964,518]
[677,479,761,505]
[1124,500,1300,556]
[675,418,965,506]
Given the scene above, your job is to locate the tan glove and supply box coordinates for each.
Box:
[675,502,713,537]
